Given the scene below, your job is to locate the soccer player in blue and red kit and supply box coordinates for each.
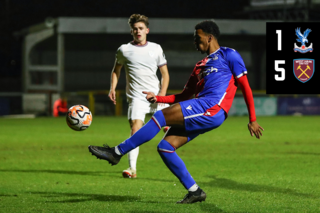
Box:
[88,20,264,204]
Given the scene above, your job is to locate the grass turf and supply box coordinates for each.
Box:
[0,116,319,213]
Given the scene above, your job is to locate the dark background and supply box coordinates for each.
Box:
[0,0,250,93]
[266,22,319,94]
[2,0,320,93]
[1,1,320,115]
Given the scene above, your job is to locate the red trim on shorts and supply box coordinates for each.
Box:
[203,104,222,117]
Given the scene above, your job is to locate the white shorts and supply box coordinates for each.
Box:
[127,99,169,122]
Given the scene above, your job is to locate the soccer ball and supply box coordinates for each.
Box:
[66,105,92,131]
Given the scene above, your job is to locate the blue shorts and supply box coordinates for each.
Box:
[179,98,227,142]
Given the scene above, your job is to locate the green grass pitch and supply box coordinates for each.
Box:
[0,116,319,213]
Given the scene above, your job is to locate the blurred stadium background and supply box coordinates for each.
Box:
[1,0,320,117]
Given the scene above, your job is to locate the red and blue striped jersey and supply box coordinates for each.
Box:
[185,47,247,113]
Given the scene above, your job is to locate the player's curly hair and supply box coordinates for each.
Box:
[195,20,220,39]
[128,14,149,28]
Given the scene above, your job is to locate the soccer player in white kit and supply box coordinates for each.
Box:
[108,14,170,178]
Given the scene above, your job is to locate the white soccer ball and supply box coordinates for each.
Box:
[66,105,92,131]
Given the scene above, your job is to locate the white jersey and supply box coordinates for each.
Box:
[116,41,167,102]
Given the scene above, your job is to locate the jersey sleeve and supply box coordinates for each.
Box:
[227,49,247,78]
[115,46,125,65]
[157,45,167,67]
[236,75,256,122]
[156,67,198,104]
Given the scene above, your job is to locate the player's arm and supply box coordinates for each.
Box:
[143,72,197,104]
[158,65,169,96]
[236,75,264,139]
[109,59,122,105]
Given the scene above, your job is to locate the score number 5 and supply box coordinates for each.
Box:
[275,30,285,81]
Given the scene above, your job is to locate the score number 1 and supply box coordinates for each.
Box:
[275,30,285,81]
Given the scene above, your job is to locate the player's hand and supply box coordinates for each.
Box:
[108,90,116,105]
[248,121,264,139]
[142,91,157,103]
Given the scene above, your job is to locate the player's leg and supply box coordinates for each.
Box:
[122,102,171,178]
[123,100,150,178]
[88,103,184,164]
[123,119,143,178]
[157,127,206,204]
[156,103,171,133]
[88,99,226,164]
[157,100,227,203]
[115,103,184,154]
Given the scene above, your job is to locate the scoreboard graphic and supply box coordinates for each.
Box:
[266,22,319,94]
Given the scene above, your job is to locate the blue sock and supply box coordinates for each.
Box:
[118,110,166,154]
[157,139,196,190]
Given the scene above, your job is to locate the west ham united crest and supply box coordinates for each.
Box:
[294,28,313,53]
[293,59,314,83]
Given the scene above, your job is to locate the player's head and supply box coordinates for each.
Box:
[128,14,149,44]
[194,20,220,54]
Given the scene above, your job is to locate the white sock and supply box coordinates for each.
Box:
[188,183,199,192]
[114,146,122,155]
[128,147,139,170]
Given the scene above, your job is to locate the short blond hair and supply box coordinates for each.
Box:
[128,14,149,28]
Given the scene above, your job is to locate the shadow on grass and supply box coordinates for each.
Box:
[285,152,320,156]
[134,177,176,183]
[0,169,117,176]
[129,204,225,213]
[128,202,225,213]
[199,203,224,213]
[201,204,254,213]
[0,194,18,197]
[130,212,167,213]
[129,211,169,213]
[201,175,316,198]
[29,191,140,203]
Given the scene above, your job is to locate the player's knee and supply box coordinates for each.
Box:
[152,110,166,128]
[131,123,143,134]
[157,140,176,154]
[130,119,143,134]
[131,126,139,135]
